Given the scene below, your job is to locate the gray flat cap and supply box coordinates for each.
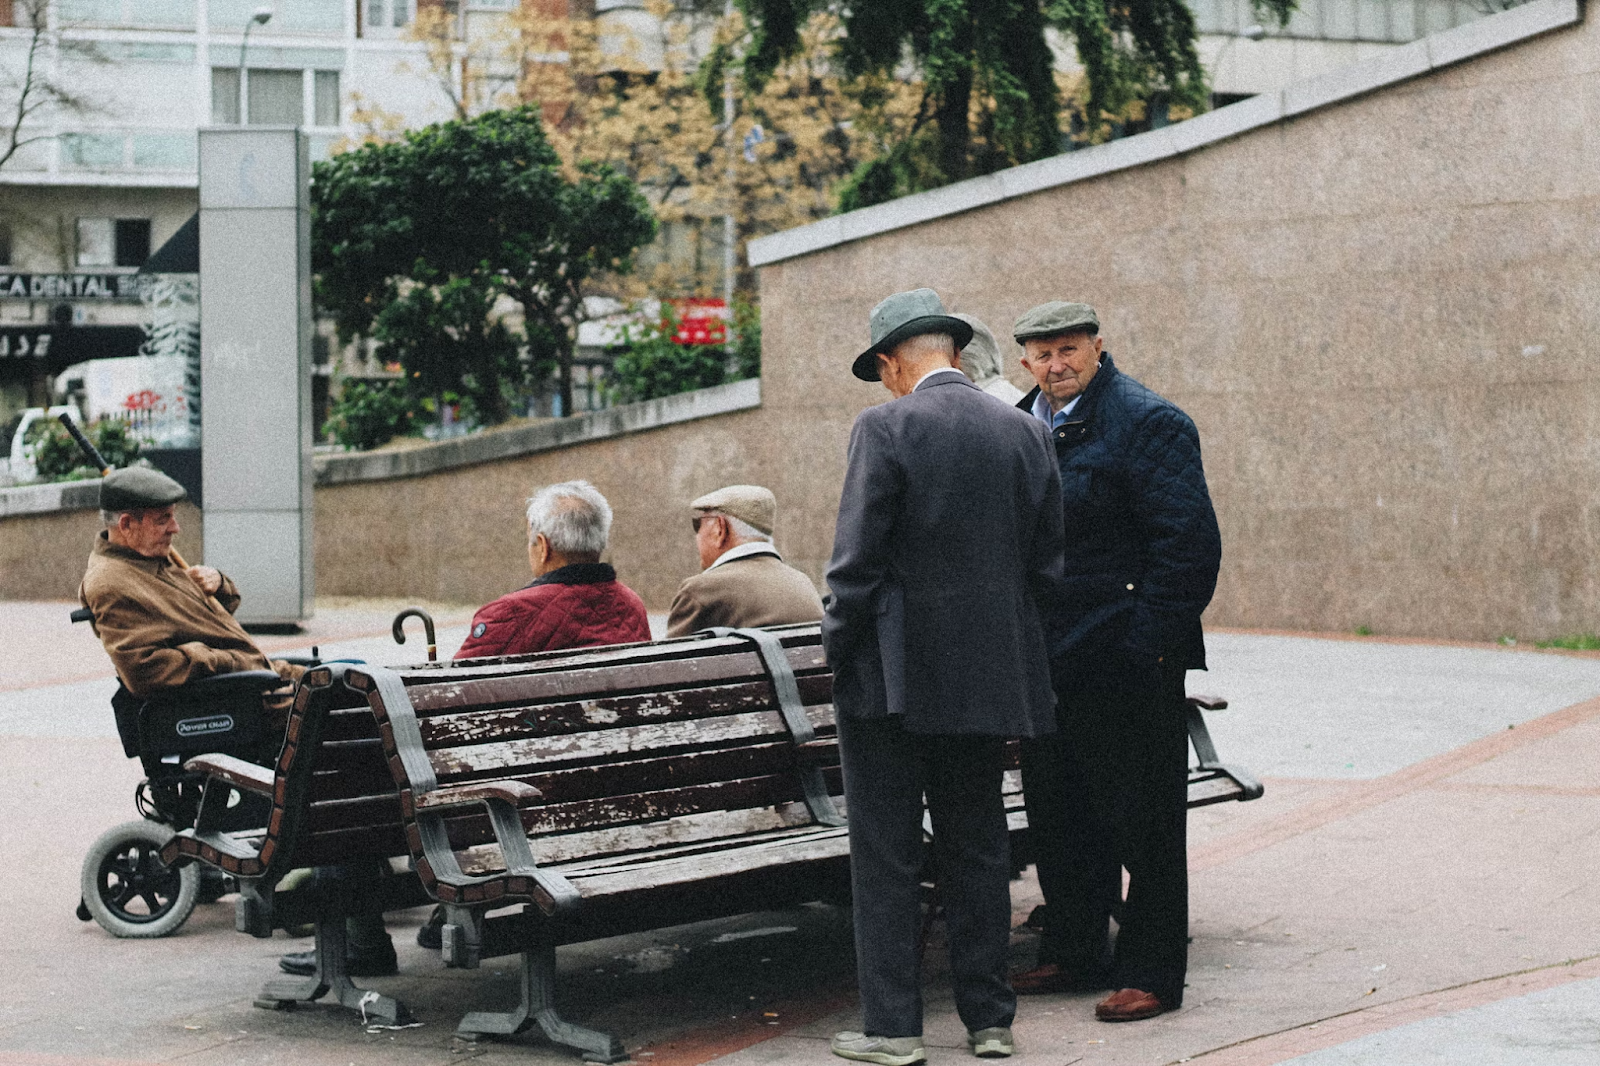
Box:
[1012,301,1100,343]
[954,313,1002,381]
[100,467,186,511]
[854,288,974,382]
[692,484,777,536]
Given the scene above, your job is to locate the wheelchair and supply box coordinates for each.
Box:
[70,605,318,938]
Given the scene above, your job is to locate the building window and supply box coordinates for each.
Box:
[247,69,305,125]
[77,218,150,268]
[212,67,241,124]
[77,218,114,267]
[213,68,340,127]
[361,0,411,34]
[0,221,12,266]
[313,70,341,127]
[116,220,151,268]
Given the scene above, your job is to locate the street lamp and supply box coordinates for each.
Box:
[237,6,274,124]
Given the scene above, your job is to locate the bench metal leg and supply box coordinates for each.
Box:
[457,937,626,1063]
[254,919,411,1024]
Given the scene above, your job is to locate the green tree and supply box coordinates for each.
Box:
[312,106,658,420]
[736,0,1294,207]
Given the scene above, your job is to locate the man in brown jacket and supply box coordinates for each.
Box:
[666,484,824,637]
[79,467,302,726]
[82,468,394,977]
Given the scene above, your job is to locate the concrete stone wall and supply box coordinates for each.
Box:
[8,4,1598,642]
[754,8,1600,642]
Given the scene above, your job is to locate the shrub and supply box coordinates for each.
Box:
[607,306,729,405]
[323,379,417,451]
[32,418,141,482]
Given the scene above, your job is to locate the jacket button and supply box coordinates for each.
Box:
[1126,583,1135,591]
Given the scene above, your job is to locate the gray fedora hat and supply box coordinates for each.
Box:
[853,288,974,382]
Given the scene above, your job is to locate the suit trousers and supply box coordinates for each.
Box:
[1019,662,1189,1005]
[837,712,1016,1037]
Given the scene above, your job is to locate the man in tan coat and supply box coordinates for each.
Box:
[666,484,823,637]
[79,467,302,726]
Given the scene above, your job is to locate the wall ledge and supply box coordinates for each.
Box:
[747,0,1581,268]
[0,479,101,518]
[314,377,762,486]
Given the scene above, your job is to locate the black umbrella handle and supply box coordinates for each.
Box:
[392,608,438,662]
[58,413,110,475]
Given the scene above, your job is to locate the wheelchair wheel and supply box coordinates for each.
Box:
[79,820,199,938]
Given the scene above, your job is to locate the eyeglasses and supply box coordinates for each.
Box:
[692,513,720,534]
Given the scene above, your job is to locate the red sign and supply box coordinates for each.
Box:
[124,389,162,412]
[671,298,728,346]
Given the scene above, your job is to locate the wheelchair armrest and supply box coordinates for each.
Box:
[70,607,95,624]
[150,670,290,706]
[272,655,321,668]
[184,752,276,797]
[1187,694,1229,711]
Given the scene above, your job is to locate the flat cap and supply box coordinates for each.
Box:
[954,313,1002,381]
[1012,301,1100,343]
[692,484,776,536]
[100,466,186,511]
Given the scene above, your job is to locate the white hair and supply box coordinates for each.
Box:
[721,514,772,544]
[893,331,957,360]
[526,480,613,556]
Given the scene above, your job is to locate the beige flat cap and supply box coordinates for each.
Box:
[692,484,777,536]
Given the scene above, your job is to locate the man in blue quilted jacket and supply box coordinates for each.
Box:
[1008,301,1221,1023]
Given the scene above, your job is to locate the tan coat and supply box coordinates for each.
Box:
[79,532,300,705]
[666,550,825,637]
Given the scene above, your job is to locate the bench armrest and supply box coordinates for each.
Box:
[184,752,276,797]
[1187,694,1228,711]
[415,780,542,811]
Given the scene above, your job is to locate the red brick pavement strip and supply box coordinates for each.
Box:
[1188,692,1600,873]
[1182,955,1600,1065]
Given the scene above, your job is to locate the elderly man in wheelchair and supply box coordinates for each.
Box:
[74,468,395,974]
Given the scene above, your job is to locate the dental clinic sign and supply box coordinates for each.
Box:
[0,273,147,301]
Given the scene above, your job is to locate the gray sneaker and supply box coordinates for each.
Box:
[967,1027,1013,1058]
[831,1031,927,1066]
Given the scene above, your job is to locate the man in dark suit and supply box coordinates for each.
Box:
[1008,301,1221,1023]
[823,288,1067,1065]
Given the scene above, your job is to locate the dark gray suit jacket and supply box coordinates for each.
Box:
[822,371,1065,738]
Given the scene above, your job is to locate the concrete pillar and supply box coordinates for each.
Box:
[198,127,313,625]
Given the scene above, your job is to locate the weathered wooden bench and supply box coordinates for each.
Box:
[162,623,1260,1061]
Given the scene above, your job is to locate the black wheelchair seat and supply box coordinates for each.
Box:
[112,670,288,764]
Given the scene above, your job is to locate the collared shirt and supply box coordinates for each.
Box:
[707,540,782,571]
[1029,360,1103,429]
[1030,389,1082,429]
[914,366,967,392]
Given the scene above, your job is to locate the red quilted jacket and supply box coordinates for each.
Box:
[454,563,651,660]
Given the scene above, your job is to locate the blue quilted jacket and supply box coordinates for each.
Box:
[1017,354,1221,676]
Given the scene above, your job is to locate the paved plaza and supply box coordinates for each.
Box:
[3,601,1599,1065]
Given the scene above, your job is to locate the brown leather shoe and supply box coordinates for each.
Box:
[1094,989,1170,1022]
[1010,963,1111,995]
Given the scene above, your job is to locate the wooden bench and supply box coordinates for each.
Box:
[162,623,1261,1061]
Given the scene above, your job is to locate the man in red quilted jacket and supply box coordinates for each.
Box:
[454,479,651,659]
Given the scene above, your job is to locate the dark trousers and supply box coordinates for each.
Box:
[837,713,1016,1037]
[1019,663,1189,1005]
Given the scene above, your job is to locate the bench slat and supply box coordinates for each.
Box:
[427,706,835,777]
[417,676,833,747]
[401,645,828,714]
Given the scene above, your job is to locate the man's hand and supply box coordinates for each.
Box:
[186,566,223,596]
